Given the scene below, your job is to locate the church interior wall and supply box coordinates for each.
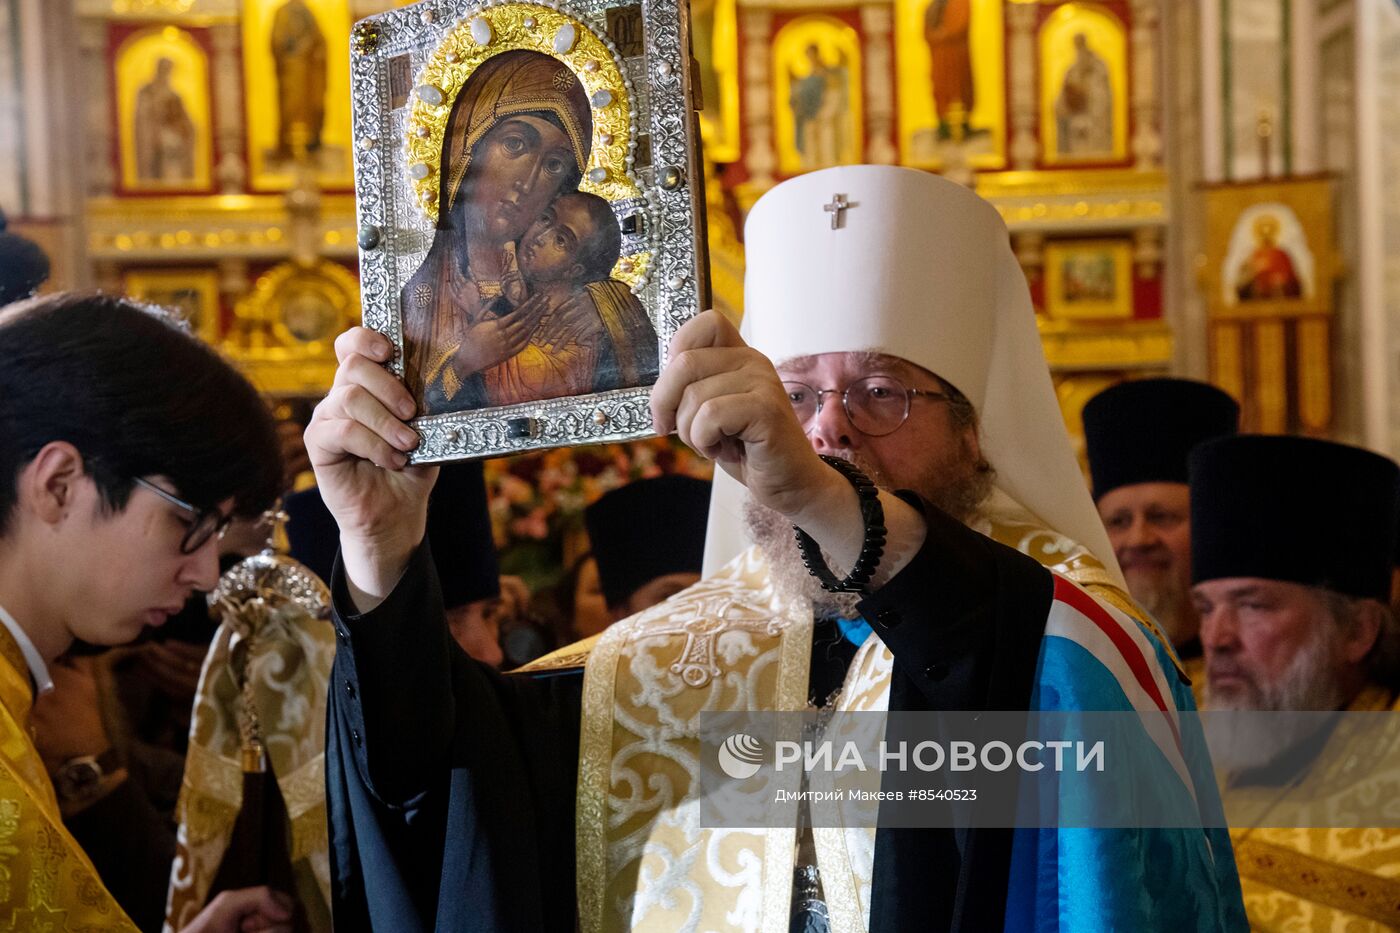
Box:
[1321,21,1362,445]
[1161,0,1209,382]
[0,0,24,214]
[1378,0,1400,459]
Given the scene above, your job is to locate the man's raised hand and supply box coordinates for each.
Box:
[305,327,439,610]
[649,310,838,524]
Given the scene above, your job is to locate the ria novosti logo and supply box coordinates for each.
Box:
[717,733,766,779]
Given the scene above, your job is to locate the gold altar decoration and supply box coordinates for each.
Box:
[693,0,741,163]
[1044,238,1133,320]
[1038,2,1128,166]
[86,194,358,260]
[1200,176,1337,435]
[772,16,863,176]
[124,267,222,342]
[894,0,1005,170]
[404,3,643,225]
[226,258,358,395]
[976,168,1168,226]
[115,25,213,192]
[112,0,197,13]
[241,0,353,191]
[1037,318,1173,372]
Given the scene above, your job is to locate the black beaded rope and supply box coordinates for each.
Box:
[793,455,887,594]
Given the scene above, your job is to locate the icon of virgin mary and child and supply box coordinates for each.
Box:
[402,50,660,416]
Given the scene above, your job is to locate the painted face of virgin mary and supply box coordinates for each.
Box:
[436,50,593,245]
[460,112,577,244]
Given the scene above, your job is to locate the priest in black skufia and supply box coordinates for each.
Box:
[1187,434,1400,929]
[0,212,50,307]
[425,464,525,670]
[1082,378,1239,662]
[583,473,711,622]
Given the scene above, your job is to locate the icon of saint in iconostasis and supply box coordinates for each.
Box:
[1222,204,1314,307]
[270,0,327,159]
[134,58,196,183]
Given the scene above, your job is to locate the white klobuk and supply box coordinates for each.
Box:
[702,164,1123,589]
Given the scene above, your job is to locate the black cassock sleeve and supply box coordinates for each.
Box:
[857,494,1054,933]
[326,541,582,933]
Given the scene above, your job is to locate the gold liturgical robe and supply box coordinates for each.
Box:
[1228,685,1400,932]
[0,627,138,930]
[529,491,1173,932]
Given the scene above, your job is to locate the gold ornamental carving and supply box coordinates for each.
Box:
[1038,318,1173,370]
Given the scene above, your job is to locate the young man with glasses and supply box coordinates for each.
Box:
[310,166,1244,931]
[0,293,294,931]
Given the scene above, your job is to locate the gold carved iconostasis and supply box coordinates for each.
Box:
[85,0,370,400]
[76,0,1250,453]
[690,0,1174,453]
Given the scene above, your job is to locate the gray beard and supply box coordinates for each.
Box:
[1206,623,1347,772]
[742,449,993,621]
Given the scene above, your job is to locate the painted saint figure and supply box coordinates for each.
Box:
[481,190,658,406]
[1055,33,1113,157]
[925,0,974,139]
[789,44,848,170]
[1235,214,1302,301]
[134,58,195,183]
[401,50,656,417]
[271,0,327,158]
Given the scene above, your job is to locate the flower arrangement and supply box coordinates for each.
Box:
[482,437,713,591]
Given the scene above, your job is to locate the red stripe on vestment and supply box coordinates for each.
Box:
[1051,575,1183,752]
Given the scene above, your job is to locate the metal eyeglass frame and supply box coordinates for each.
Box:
[132,476,233,554]
[781,375,952,437]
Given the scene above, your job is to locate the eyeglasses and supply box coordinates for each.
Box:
[132,477,233,555]
[782,375,951,438]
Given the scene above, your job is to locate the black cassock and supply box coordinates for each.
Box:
[326,502,1053,932]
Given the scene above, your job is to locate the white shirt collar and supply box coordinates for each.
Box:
[0,604,53,696]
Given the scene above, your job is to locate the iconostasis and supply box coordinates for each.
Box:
[82,0,376,398]
[694,0,1173,451]
[76,0,1172,445]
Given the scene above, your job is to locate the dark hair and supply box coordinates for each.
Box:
[566,191,623,283]
[0,214,52,307]
[0,292,282,535]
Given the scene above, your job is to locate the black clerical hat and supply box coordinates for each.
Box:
[427,462,501,609]
[1393,490,1400,568]
[0,212,50,307]
[1083,378,1239,501]
[1189,435,1400,600]
[585,474,710,608]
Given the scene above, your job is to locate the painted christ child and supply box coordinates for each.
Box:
[480,190,659,408]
